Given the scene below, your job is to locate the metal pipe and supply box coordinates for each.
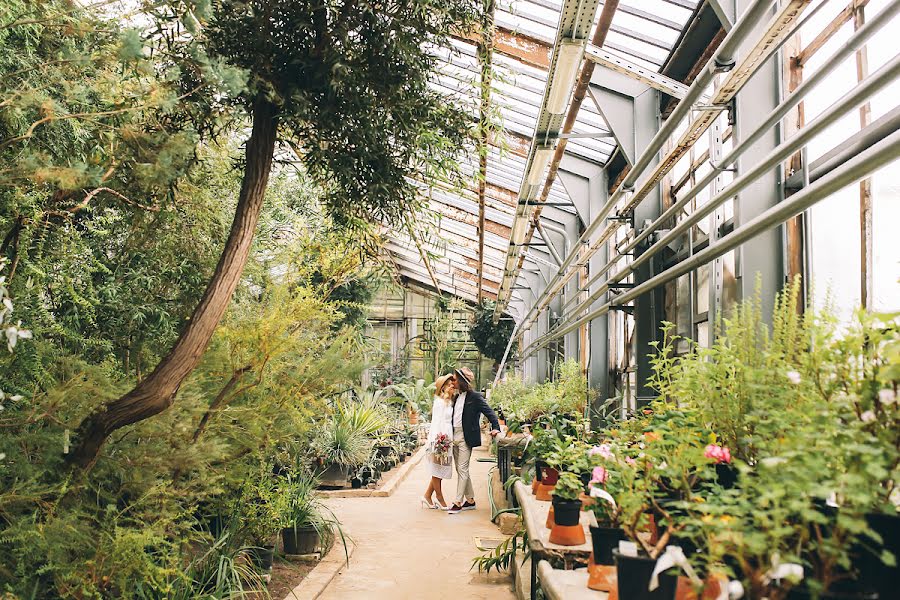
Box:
[562,48,900,321]
[508,0,778,324]
[619,1,900,258]
[493,317,521,387]
[526,0,839,327]
[536,222,563,265]
[524,126,900,357]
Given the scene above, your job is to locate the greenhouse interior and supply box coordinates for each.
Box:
[1,0,899,598]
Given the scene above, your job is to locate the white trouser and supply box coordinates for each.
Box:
[452,427,474,503]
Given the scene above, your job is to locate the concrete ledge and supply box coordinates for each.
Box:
[319,445,426,498]
[538,560,608,600]
[282,538,356,600]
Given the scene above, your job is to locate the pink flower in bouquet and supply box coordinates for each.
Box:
[625,457,637,466]
[704,444,732,464]
[591,466,608,485]
[589,444,613,459]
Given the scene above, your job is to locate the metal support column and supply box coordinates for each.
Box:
[631,88,664,402]
[733,0,784,317]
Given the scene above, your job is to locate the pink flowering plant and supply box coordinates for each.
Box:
[585,440,626,527]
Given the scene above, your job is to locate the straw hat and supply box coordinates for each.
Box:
[435,373,454,394]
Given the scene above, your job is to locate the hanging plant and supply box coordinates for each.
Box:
[470,300,516,364]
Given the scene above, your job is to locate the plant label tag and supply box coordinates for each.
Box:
[586,512,598,528]
[619,540,638,557]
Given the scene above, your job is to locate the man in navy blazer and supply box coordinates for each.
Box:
[447,367,501,515]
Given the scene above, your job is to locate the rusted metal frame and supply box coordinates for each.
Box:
[796,0,869,67]
[784,32,806,303]
[453,25,551,69]
[498,0,620,313]
[621,1,813,216]
[386,238,505,288]
[668,125,733,195]
[476,0,497,301]
[854,2,873,309]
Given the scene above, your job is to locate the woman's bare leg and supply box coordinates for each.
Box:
[423,479,434,504]
[432,476,447,507]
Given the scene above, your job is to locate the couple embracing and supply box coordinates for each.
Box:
[422,367,501,514]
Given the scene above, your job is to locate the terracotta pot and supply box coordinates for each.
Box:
[548,497,585,545]
[545,505,554,529]
[535,482,555,501]
[531,477,540,495]
[587,562,616,592]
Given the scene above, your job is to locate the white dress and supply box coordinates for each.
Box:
[427,396,454,479]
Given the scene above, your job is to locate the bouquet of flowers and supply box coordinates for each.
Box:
[431,433,452,466]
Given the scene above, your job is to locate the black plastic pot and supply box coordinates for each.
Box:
[282,527,319,555]
[613,549,677,600]
[318,464,350,488]
[375,445,392,460]
[580,471,592,494]
[249,545,276,571]
[551,496,582,527]
[786,586,878,600]
[855,512,900,600]
[590,526,625,566]
[350,477,363,489]
[535,460,546,482]
[715,463,738,489]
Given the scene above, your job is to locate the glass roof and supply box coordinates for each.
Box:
[383,0,701,305]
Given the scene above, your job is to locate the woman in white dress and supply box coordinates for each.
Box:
[421,373,456,509]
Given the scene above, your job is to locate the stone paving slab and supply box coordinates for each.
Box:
[318,446,516,600]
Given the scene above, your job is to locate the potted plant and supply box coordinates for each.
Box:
[585,443,626,567]
[276,471,329,555]
[310,419,372,487]
[549,471,586,546]
[234,469,280,573]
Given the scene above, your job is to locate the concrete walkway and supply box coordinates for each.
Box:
[320,446,515,600]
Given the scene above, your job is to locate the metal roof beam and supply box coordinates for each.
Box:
[584,45,691,99]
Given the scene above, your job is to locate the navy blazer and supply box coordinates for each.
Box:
[451,390,501,448]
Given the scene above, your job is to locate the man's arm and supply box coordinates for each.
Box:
[477,394,501,433]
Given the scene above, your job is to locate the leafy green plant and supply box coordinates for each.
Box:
[159,532,270,600]
[311,420,373,469]
[552,472,584,501]
[470,300,516,364]
[471,528,530,574]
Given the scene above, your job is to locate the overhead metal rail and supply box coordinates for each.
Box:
[504,0,812,331]
[497,0,604,307]
[523,126,900,356]
[495,0,780,317]
[583,45,694,99]
[558,4,900,323]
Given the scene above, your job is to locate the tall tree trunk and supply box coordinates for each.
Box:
[67,96,279,470]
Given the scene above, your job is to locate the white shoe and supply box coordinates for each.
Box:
[420,498,439,509]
